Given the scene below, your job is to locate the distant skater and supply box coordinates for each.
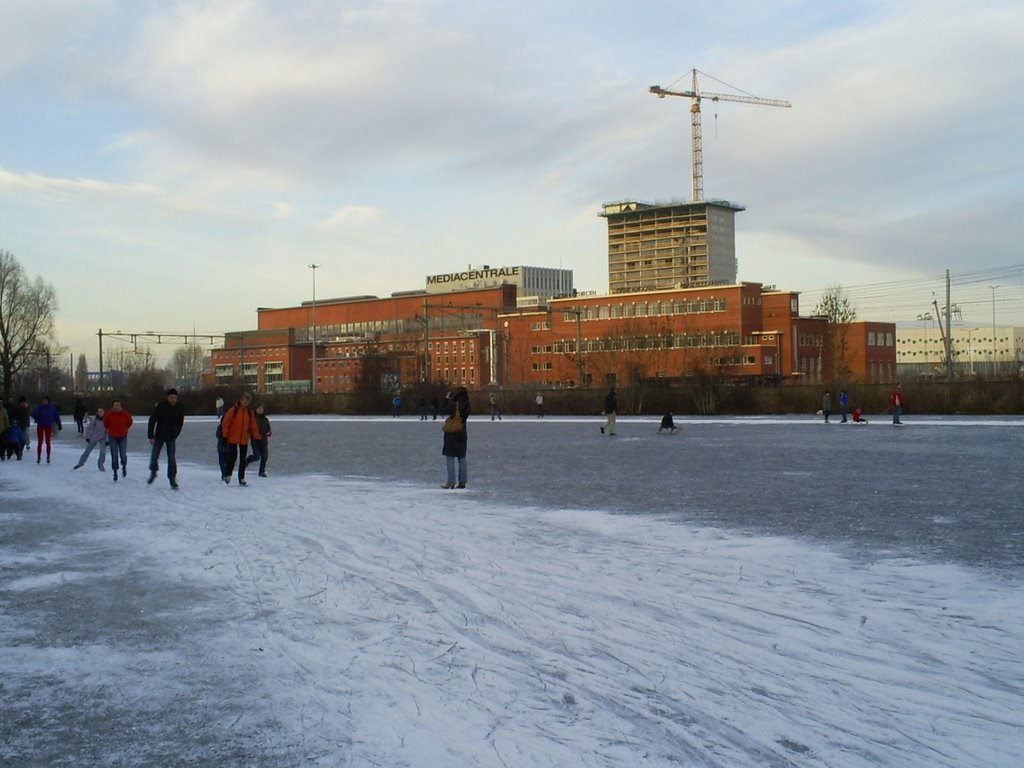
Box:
[658,411,679,434]
[441,387,471,489]
[102,399,134,481]
[489,392,502,421]
[215,396,225,418]
[392,394,401,418]
[430,396,439,421]
[838,390,849,423]
[73,406,108,471]
[418,397,428,421]
[852,406,869,424]
[31,395,62,464]
[73,398,87,434]
[535,393,544,418]
[822,390,832,423]
[600,387,617,436]
[890,384,904,425]
[148,388,185,489]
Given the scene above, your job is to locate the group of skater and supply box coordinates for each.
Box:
[1,388,275,489]
[821,384,905,425]
[66,389,184,486]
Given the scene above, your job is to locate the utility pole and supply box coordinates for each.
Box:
[97,329,104,391]
[990,284,1000,378]
[309,264,320,393]
[945,269,953,382]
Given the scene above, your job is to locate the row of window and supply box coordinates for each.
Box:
[559,298,728,323]
[533,331,745,354]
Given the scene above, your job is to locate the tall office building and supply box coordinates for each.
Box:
[601,199,744,293]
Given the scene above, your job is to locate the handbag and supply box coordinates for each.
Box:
[443,403,463,433]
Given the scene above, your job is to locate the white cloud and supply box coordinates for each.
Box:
[318,205,384,230]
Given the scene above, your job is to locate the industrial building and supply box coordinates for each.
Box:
[896,324,1024,378]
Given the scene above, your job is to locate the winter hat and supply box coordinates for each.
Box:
[166,388,178,396]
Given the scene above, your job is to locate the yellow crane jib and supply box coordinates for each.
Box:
[650,70,790,202]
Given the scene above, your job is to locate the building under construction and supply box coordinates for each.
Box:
[602,199,743,293]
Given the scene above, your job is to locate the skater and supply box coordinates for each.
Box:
[822,390,832,423]
[4,420,24,460]
[73,398,87,433]
[102,399,134,481]
[535,392,544,418]
[657,411,679,434]
[838,390,849,423]
[148,388,185,489]
[215,396,225,418]
[215,414,230,479]
[489,392,502,421]
[220,392,259,486]
[12,397,31,455]
[441,386,471,489]
[852,406,869,424]
[245,402,272,477]
[0,404,8,461]
[73,406,108,471]
[890,384,904,425]
[392,394,401,417]
[430,395,439,421]
[600,387,617,436]
[31,395,62,463]
[418,397,428,420]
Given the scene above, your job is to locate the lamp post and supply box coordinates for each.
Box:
[989,285,999,378]
[309,264,320,393]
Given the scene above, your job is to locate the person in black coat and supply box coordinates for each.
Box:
[147,388,185,488]
[441,386,471,489]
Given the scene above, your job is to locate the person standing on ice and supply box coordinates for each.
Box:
[822,390,832,423]
[890,383,905,425]
[600,387,617,436]
[30,394,62,464]
[220,392,260,486]
[441,386,471,489]
[102,399,134,481]
[147,388,185,489]
[73,406,108,471]
[838,389,849,423]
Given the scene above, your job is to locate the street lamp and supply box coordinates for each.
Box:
[989,285,1000,378]
[309,264,320,393]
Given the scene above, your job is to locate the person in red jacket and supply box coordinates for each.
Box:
[220,393,260,486]
[102,399,134,481]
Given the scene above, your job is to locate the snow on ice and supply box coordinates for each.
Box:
[2,415,1022,766]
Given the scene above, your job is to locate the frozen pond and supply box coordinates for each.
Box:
[2,414,1022,766]
[180,414,1024,573]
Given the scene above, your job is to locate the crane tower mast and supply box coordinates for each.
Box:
[650,69,790,202]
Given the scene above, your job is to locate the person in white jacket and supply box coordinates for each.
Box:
[73,407,108,471]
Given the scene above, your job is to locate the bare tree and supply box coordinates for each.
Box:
[170,344,206,386]
[813,284,858,382]
[0,250,59,396]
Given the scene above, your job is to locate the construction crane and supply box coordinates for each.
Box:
[650,69,790,202]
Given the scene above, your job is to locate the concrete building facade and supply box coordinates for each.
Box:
[896,325,1024,378]
[601,199,743,293]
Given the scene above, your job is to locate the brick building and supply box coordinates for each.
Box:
[210,276,895,393]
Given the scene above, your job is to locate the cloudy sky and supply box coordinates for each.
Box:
[2,0,1022,366]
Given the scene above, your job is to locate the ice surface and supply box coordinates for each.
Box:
[2,415,1022,766]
